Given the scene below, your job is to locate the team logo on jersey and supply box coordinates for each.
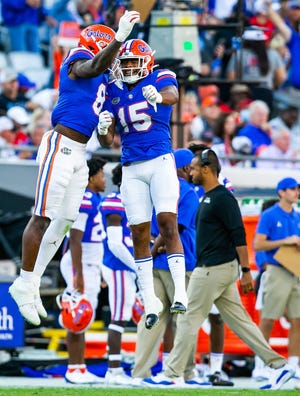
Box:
[61,147,72,155]
[112,97,120,104]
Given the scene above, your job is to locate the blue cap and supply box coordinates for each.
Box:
[276,177,300,193]
[287,1,300,10]
[173,148,194,169]
[17,73,36,90]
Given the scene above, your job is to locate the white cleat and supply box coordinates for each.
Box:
[9,277,41,326]
[34,294,47,318]
[65,368,103,384]
[142,372,185,388]
[32,277,48,319]
[104,367,133,386]
[260,364,295,390]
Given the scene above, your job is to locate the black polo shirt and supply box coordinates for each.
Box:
[196,184,246,267]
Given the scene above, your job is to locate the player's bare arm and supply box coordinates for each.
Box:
[70,10,140,79]
[70,40,124,79]
[159,85,179,105]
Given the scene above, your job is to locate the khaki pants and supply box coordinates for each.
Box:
[132,268,191,378]
[165,260,286,379]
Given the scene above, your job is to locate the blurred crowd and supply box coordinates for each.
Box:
[0,0,300,168]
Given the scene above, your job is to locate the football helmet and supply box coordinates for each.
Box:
[78,24,115,55]
[118,39,155,84]
[57,289,94,333]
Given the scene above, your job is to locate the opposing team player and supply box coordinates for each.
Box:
[98,39,188,330]
[9,11,140,326]
[58,158,106,384]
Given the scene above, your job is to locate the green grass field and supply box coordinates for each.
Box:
[0,388,300,396]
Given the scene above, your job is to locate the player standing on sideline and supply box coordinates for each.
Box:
[98,39,188,330]
[9,11,140,326]
[58,158,106,384]
[100,163,136,386]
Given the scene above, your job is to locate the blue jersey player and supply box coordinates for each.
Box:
[100,163,136,386]
[9,11,140,327]
[98,39,188,330]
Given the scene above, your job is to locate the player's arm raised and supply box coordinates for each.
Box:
[71,10,140,79]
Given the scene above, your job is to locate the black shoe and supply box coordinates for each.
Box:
[145,313,159,330]
[208,372,234,387]
[170,301,186,314]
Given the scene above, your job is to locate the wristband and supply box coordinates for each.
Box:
[241,267,251,273]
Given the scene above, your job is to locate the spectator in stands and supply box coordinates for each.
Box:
[189,95,222,142]
[0,116,18,159]
[181,91,200,124]
[17,73,37,97]
[1,0,57,53]
[265,0,300,113]
[0,69,31,115]
[226,26,286,108]
[59,158,106,384]
[210,112,241,167]
[249,1,275,43]
[29,88,59,111]
[253,176,300,381]
[227,84,253,113]
[100,163,136,386]
[7,106,31,145]
[19,108,51,159]
[270,102,300,153]
[264,0,300,90]
[256,124,299,168]
[237,100,272,156]
[269,33,290,72]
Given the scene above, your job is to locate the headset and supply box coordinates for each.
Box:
[200,149,221,174]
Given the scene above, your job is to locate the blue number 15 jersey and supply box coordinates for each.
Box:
[103,69,178,164]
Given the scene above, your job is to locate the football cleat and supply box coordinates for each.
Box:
[104,367,133,386]
[170,301,186,314]
[145,297,163,330]
[142,372,185,388]
[9,277,41,326]
[260,364,295,390]
[208,372,234,386]
[65,368,103,384]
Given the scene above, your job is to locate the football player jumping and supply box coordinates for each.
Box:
[98,39,188,330]
[9,12,140,326]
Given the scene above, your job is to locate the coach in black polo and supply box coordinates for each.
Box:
[162,149,294,390]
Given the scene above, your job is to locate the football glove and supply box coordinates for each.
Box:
[98,110,113,135]
[142,85,162,112]
[115,10,140,43]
